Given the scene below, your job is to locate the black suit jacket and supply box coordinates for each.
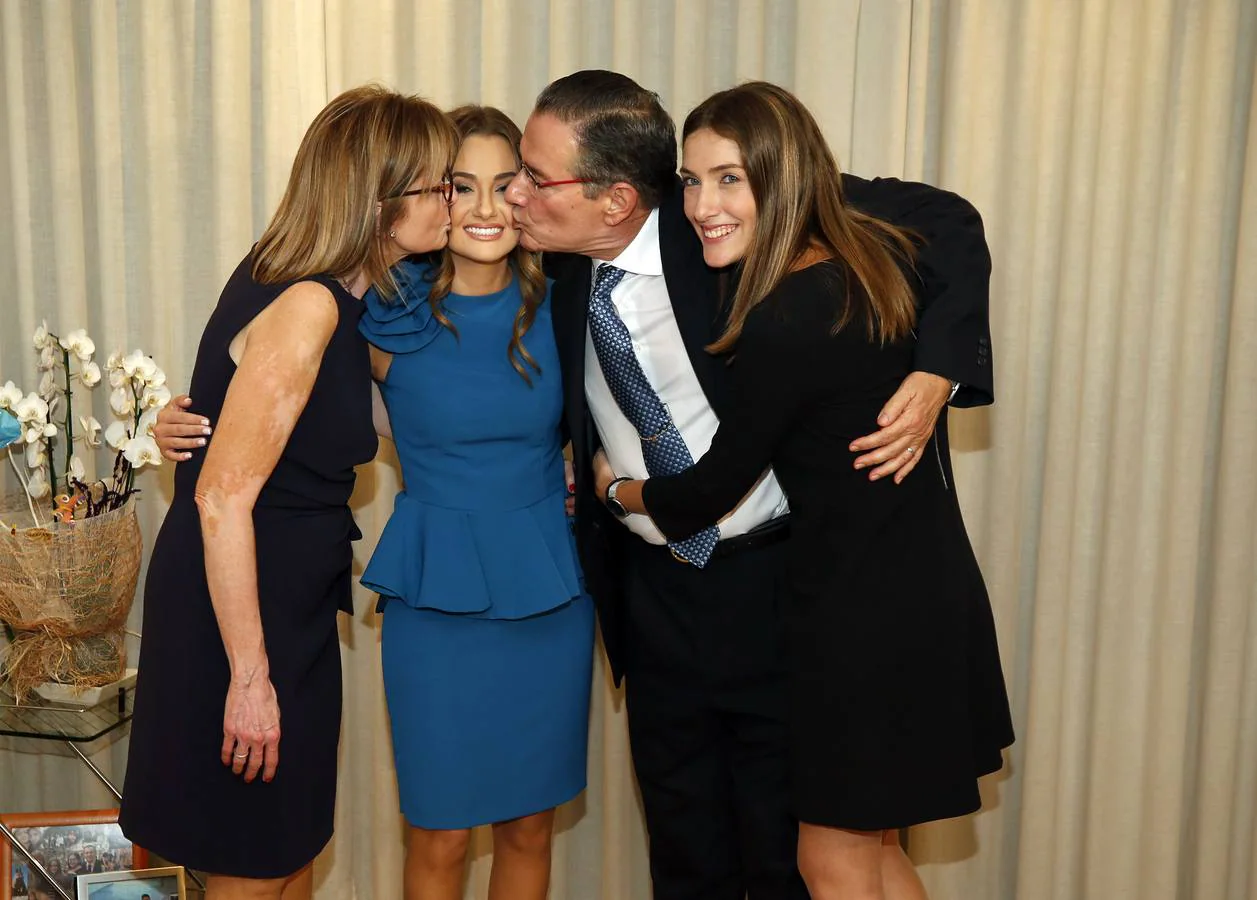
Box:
[548,175,994,684]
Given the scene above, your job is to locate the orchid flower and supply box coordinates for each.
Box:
[104,420,131,450]
[80,415,102,448]
[60,329,96,361]
[0,381,22,410]
[110,386,135,416]
[25,467,49,499]
[140,384,171,410]
[122,435,161,468]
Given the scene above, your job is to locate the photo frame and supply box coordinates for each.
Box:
[75,867,185,900]
[1,810,147,900]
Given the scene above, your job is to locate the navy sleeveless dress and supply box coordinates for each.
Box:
[120,253,377,877]
[359,261,593,829]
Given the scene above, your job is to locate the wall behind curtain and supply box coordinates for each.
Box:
[2,2,1254,899]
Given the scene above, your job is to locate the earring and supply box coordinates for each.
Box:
[389,230,396,238]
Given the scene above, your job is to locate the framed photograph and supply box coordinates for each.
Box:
[1,810,147,900]
[75,867,185,900]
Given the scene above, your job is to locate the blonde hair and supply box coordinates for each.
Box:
[252,84,458,298]
[683,82,918,354]
[429,105,548,383]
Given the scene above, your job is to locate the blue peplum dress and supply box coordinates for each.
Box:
[358,260,594,829]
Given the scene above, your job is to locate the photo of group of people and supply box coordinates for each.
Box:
[3,815,142,900]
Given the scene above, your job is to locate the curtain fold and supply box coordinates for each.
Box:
[2,2,1254,898]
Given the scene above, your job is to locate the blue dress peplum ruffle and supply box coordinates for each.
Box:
[359,260,593,829]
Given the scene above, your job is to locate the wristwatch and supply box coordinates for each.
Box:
[605,476,632,519]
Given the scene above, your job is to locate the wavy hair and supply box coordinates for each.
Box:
[428,105,547,383]
[684,82,918,354]
[252,85,458,298]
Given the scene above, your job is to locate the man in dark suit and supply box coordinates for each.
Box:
[505,70,993,900]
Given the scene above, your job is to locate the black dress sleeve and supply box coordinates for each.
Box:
[842,174,994,407]
[641,281,829,541]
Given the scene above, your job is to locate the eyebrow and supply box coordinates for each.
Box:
[452,170,518,180]
[679,163,743,176]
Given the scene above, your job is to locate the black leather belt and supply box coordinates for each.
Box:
[708,515,791,560]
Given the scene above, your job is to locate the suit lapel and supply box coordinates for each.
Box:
[547,254,596,458]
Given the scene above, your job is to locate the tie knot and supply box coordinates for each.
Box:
[594,264,626,295]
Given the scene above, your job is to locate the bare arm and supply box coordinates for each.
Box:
[195,281,339,784]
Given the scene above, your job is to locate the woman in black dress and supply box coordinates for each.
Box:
[119,86,457,900]
[594,82,1015,900]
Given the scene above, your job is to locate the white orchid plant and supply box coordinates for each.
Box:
[0,321,169,528]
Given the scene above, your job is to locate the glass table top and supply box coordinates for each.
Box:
[0,686,134,742]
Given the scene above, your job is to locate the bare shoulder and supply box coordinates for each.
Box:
[252,280,340,345]
[270,280,339,324]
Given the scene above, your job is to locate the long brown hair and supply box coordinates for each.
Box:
[429,105,547,383]
[683,82,918,354]
[252,85,458,298]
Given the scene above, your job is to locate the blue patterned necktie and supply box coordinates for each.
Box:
[587,264,719,567]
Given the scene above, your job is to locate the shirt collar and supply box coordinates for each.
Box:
[591,208,663,279]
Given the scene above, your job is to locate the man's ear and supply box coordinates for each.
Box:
[602,182,642,227]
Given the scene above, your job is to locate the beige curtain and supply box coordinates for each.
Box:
[2,1,1254,898]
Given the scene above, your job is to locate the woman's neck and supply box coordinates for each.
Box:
[451,256,512,296]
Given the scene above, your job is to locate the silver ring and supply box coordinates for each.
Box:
[906,446,916,455]
[233,751,249,759]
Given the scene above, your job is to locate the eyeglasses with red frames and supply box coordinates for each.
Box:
[519,163,593,192]
[390,177,454,205]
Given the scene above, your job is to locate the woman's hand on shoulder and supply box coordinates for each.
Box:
[154,395,212,462]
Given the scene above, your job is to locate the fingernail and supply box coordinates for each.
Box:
[854,463,864,470]
[181,453,192,460]
[878,416,889,425]
[201,426,212,434]
[197,438,207,446]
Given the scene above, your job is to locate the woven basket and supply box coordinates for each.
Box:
[0,493,141,700]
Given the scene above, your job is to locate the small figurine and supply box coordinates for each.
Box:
[53,491,85,523]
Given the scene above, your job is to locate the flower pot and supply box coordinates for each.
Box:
[0,493,141,699]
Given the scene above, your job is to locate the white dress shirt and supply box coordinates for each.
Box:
[584,209,789,545]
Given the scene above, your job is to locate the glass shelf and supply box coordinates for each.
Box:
[0,687,133,742]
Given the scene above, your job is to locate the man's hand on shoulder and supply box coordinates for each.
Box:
[848,371,952,484]
[154,394,213,462]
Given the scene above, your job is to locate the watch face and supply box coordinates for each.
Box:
[607,498,629,519]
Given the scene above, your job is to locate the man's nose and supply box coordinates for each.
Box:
[505,171,528,206]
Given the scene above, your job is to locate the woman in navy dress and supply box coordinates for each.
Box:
[595,83,1013,900]
[156,106,591,900]
[120,86,458,900]
[359,106,592,900]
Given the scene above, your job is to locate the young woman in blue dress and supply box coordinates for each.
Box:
[156,106,591,900]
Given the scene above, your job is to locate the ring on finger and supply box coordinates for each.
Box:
[905,446,917,455]
[233,751,249,759]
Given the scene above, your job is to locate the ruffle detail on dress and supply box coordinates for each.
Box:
[358,259,446,354]
[361,489,583,620]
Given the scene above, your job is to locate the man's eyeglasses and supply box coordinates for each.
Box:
[390,178,454,204]
[520,163,593,193]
